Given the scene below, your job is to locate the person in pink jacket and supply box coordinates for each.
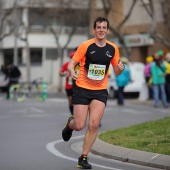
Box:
[144,55,154,99]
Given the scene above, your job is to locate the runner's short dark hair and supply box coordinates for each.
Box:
[93,17,109,29]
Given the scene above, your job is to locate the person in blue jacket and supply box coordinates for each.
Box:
[150,51,168,108]
[116,57,131,105]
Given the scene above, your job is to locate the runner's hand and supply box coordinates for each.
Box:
[117,60,125,71]
[65,71,71,77]
[70,70,78,80]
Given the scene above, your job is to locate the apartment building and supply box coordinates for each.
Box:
[0,0,90,92]
[121,0,170,62]
[91,0,170,62]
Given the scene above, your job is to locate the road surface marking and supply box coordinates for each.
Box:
[46,135,123,170]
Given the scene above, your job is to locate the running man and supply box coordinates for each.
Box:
[62,17,124,169]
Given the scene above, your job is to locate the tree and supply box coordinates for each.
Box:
[100,0,170,55]
[36,0,90,91]
[101,0,137,58]
[142,0,170,49]
[0,0,15,42]
[0,0,31,83]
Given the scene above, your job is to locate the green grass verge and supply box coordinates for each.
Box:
[99,116,170,155]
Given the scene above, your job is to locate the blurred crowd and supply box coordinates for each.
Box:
[144,51,170,108]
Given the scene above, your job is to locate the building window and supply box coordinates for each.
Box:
[30,48,42,65]
[4,49,13,65]
[29,8,89,34]
[3,48,22,65]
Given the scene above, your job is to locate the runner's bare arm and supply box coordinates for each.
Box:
[68,59,79,80]
[113,60,124,75]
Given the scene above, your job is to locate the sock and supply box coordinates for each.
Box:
[68,119,73,131]
[69,106,74,115]
[81,154,87,157]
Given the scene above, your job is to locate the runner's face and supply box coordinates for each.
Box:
[94,21,109,40]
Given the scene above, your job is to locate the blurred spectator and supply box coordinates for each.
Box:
[150,51,168,108]
[144,55,154,99]
[0,65,8,92]
[1,65,7,75]
[59,51,75,115]
[164,53,170,102]
[5,62,21,100]
[115,57,131,105]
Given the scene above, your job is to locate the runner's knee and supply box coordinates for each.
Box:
[88,120,99,130]
[74,122,85,131]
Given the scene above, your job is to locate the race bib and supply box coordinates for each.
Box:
[87,64,106,80]
[68,77,73,85]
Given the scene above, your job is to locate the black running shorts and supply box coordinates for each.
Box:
[65,89,73,97]
[72,84,108,105]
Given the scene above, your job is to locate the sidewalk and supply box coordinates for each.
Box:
[91,138,170,170]
[126,98,155,106]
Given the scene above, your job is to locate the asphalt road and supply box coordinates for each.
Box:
[0,95,169,170]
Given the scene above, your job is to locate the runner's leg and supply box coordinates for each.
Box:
[68,95,73,115]
[81,99,105,155]
[68,104,89,131]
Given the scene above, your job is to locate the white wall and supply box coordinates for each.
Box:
[2,33,88,49]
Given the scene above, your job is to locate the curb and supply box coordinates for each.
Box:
[91,138,170,170]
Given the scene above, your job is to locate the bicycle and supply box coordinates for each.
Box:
[9,77,47,102]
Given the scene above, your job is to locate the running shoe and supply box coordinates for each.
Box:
[77,155,92,169]
[62,116,74,142]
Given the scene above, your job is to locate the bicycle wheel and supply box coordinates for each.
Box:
[9,84,26,102]
[32,84,45,102]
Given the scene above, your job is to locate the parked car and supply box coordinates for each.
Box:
[108,62,145,98]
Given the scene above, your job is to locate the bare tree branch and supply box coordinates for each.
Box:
[142,0,170,48]
[152,33,170,48]
[0,26,15,41]
[148,0,156,35]
[0,0,18,41]
[63,27,77,49]
[101,0,111,16]
[116,0,137,30]
[49,27,60,49]
[161,0,170,31]
[0,10,11,35]
[140,0,152,17]
[101,0,138,57]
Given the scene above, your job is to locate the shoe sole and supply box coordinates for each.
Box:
[77,165,92,169]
